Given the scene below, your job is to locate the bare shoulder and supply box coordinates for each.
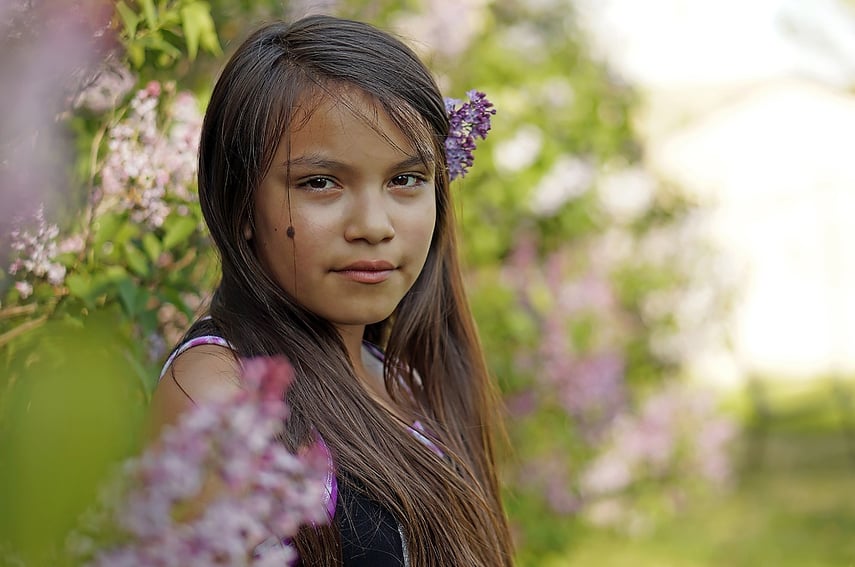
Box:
[146,344,243,440]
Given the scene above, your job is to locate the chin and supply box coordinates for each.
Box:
[340,309,397,327]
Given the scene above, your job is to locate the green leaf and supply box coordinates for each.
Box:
[162,216,197,250]
[179,2,221,60]
[116,1,140,38]
[134,288,152,319]
[124,242,151,278]
[116,276,139,316]
[142,232,162,263]
[194,2,222,56]
[92,212,124,248]
[123,345,157,398]
[113,219,141,247]
[66,274,94,307]
[179,3,202,60]
[142,31,182,59]
[141,0,158,30]
[200,24,223,57]
[156,0,180,25]
[127,42,146,68]
[156,52,174,67]
[104,265,131,284]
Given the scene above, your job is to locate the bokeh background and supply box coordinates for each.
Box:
[2,0,854,565]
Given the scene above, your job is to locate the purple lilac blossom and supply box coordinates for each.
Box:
[444,91,496,180]
[526,247,628,440]
[73,356,329,566]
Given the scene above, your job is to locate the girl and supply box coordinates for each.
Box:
[150,14,514,566]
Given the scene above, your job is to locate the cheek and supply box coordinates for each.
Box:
[413,204,437,260]
[257,234,296,286]
[421,217,436,251]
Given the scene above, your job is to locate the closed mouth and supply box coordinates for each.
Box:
[333,260,396,272]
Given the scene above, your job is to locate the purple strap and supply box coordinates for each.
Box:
[157,335,232,383]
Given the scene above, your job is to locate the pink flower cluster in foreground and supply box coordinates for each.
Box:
[70,356,329,566]
[98,81,202,228]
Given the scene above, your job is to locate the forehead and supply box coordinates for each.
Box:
[280,86,434,163]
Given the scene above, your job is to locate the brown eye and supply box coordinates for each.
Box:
[299,177,336,192]
[390,174,421,188]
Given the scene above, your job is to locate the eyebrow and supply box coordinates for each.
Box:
[285,153,435,173]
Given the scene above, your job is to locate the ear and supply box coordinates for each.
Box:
[243,223,253,240]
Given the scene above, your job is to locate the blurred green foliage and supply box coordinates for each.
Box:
[0,314,145,566]
[117,0,221,68]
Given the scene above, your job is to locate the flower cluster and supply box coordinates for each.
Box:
[98,81,202,229]
[7,205,82,298]
[505,238,628,440]
[70,356,330,566]
[578,381,738,532]
[444,90,496,180]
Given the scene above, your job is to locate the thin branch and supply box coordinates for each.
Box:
[0,303,38,320]
[0,315,47,348]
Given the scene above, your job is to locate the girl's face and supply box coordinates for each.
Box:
[253,88,437,332]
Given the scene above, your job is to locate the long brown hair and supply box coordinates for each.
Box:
[192,15,513,566]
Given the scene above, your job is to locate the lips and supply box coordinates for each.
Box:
[332,260,396,284]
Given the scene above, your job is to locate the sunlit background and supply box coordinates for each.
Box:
[1,0,854,565]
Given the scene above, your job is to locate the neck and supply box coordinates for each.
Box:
[335,323,398,413]
[335,324,366,372]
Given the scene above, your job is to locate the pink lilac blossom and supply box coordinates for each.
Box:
[512,244,628,439]
[578,381,739,527]
[14,281,33,299]
[539,306,627,440]
[444,91,496,180]
[518,456,582,515]
[98,82,202,229]
[502,237,630,439]
[8,205,72,290]
[71,356,329,566]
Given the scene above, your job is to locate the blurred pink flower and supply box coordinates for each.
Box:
[518,456,582,516]
[14,281,33,299]
[0,0,114,241]
[72,356,329,566]
[578,381,739,528]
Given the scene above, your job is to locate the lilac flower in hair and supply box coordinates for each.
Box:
[444,90,496,180]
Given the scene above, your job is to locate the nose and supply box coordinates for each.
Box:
[343,188,395,244]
